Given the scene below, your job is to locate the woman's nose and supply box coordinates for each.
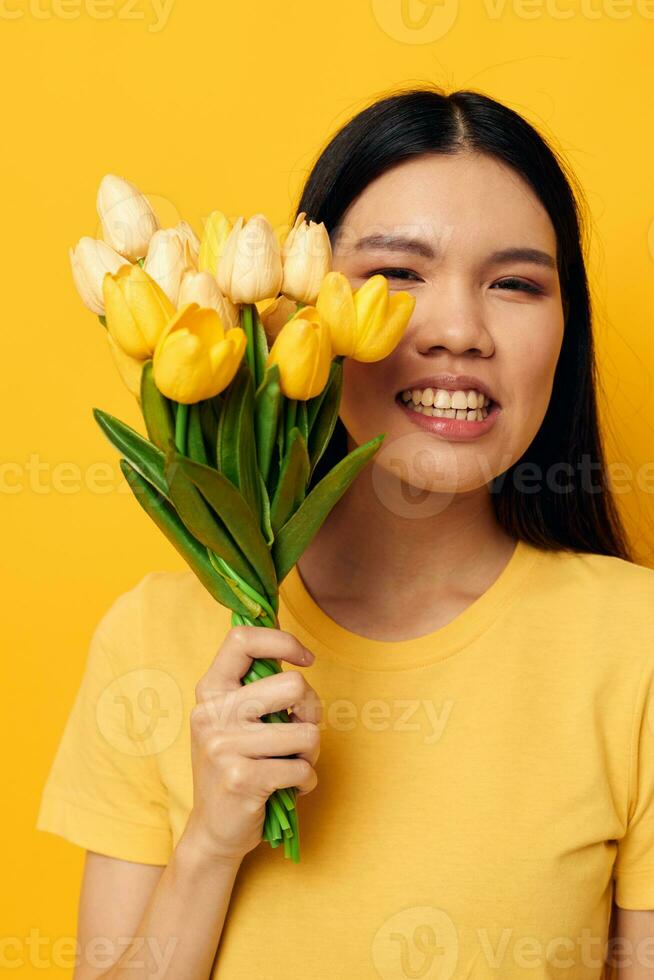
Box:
[406,282,495,358]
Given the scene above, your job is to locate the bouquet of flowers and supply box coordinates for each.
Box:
[69,175,416,861]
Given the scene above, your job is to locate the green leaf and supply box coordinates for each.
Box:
[216,359,261,522]
[254,363,282,485]
[259,470,274,547]
[119,459,255,618]
[93,408,168,498]
[164,442,267,595]
[187,403,208,465]
[140,361,175,453]
[174,451,278,599]
[199,397,221,468]
[272,433,385,583]
[308,359,343,480]
[269,427,310,536]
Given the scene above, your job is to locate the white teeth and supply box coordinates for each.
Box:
[400,386,493,421]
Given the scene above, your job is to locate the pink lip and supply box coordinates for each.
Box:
[397,397,501,441]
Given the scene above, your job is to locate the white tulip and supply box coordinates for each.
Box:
[143,228,196,306]
[96,174,159,261]
[69,236,129,315]
[178,270,240,329]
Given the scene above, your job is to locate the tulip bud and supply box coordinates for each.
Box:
[316,272,415,362]
[106,333,145,400]
[96,174,159,261]
[266,306,332,400]
[259,294,298,342]
[315,271,357,357]
[153,303,247,403]
[216,214,283,305]
[143,228,196,306]
[198,211,232,275]
[178,270,240,329]
[352,274,416,362]
[103,263,175,360]
[69,237,129,315]
[281,212,332,304]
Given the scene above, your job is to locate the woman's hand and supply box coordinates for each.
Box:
[181,625,321,866]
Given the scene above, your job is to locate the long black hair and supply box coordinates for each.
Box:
[296,85,631,561]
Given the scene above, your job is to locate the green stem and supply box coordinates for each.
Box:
[241,303,256,382]
[174,403,189,455]
[284,398,297,455]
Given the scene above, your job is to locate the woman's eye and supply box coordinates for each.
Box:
[366,267,421,282]
[492,277,543,295]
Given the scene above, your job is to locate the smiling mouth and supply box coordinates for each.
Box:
[395,385,496,422]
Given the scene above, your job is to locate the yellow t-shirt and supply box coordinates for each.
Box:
[37,539,654,978]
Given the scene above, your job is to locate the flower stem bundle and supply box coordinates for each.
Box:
[70,174,416,861]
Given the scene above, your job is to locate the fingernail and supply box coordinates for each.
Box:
[303,649,315,663]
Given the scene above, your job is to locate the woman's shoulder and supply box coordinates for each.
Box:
[530,542,654,654]
[93,568,234,676]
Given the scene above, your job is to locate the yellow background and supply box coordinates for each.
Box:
[2,0,653,973]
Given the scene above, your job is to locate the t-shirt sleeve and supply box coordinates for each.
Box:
[36,576,173,865]
[613,657,654,909]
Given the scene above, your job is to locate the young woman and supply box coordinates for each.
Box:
[38,87,654,979]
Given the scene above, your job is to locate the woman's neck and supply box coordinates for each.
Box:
[295,454,518,641]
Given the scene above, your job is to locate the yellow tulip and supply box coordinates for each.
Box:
[198,210,232,275]
[259,294,298,342]
[153,303,247,404]
[316,272,415,362]
[69,236,129,315]
[281,211,332,304]
[266,306,332,400]
[96,174,159,261]
[143,228,197,306]
[352,275,415,362]
[315,271,357,357]
[216,214,283,304]
[178,270,239,329]
[102,263,175,360]
[106,333,145,400]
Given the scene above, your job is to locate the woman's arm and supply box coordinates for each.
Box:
[74,624,321,980]
[74,838,242,979]
[607,906,654,978]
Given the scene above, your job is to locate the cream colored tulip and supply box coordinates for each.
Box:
[198,210,232,275]
[106,332,145,400]
[216,214,283,304]
[153,303,247,403]
[259,294,298,342]
[178,270,239,329]
[143,228,196,306]
[69,237,129,315]
[281,211,332,304]
[96,174,159,261]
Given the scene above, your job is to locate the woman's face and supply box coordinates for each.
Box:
[331,151,566,497]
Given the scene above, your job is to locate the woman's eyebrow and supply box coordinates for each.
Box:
[351,234,556,270]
